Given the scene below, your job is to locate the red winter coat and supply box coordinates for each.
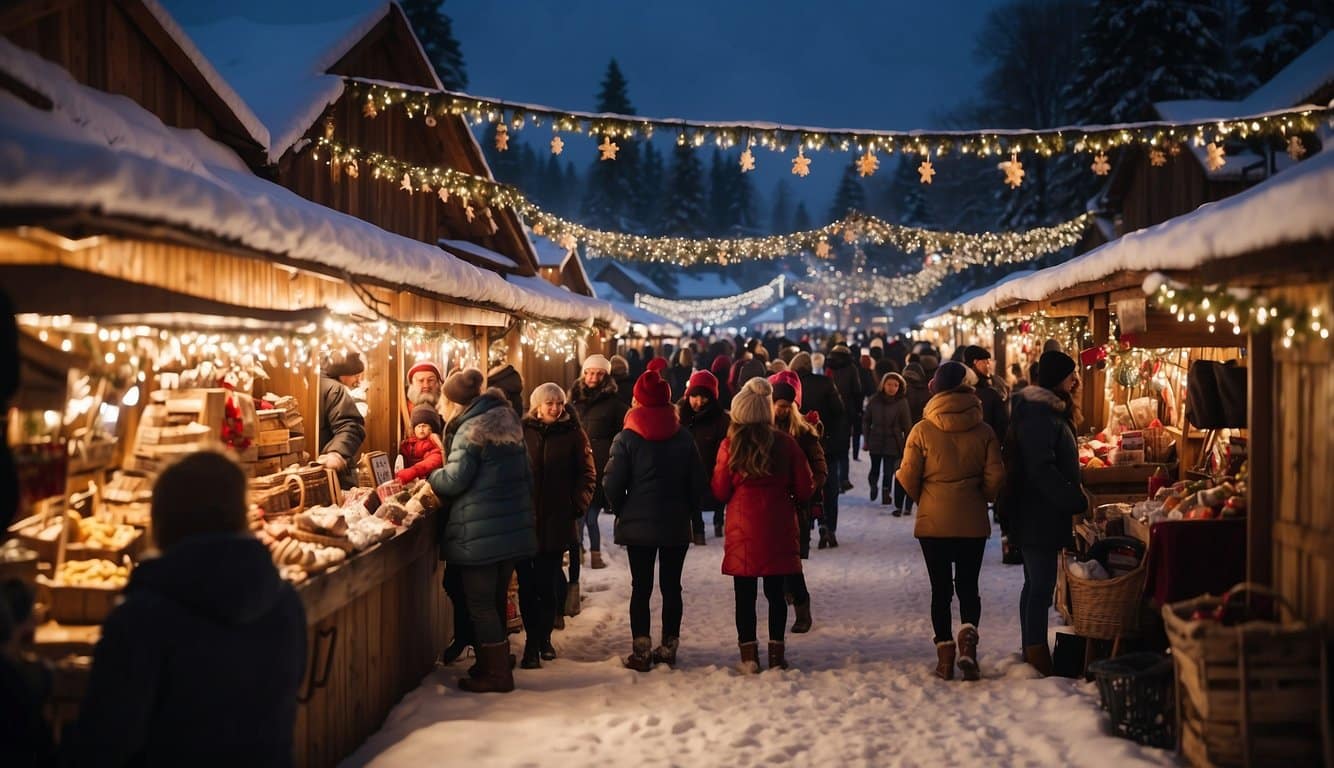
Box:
[712,430,815,577]
[396,435,443,483]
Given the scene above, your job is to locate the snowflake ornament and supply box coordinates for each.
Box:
[550,136,565,155]
[1205,142,1226,172]
[400,173,413,193]
[815,238,831,258]
[1168,142,1181,157]
[1287,136,1307,161]
[917,159,935,184]
[1002,154,1025,189]
[1149,149,1166,167]
[495,124,510,152]
[857,149,879,177]
[792,148,811,177]
[739,148,756,172]
[598,136,619,161]
[1091,153,1111,176]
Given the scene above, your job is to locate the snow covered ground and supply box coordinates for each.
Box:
[344,457,1176,768]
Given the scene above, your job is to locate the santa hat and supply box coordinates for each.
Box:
[407,360,443,382]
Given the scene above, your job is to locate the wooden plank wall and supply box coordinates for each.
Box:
[1270,281,1334,627]
[1118,149,1251,237]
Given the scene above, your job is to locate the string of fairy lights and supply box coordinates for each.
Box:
[1147,273,1329,348]
[346,79,1327,175]
[634,277,786,326]
[313,136,1091,267]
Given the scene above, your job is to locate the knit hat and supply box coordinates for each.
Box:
[963,345,991,367]
[684,370,719,400]
[1042,338,1064,353]
[411,405,442,433]
[768,370,802,409]
[632,370,672,407]
[443,367,484,405]
[407,360,442,383]
[929,360,971,395]
[610,354,630,377]
[582,354,612,373]
[789,351,813,374]
[1038,350,1078,390]
[709,355,732,377]
[646,357,669,375]
[903,361,927,383]
[730,377,774,426]
[528,381,566,412]
[831,344,851,355]
[324,350,365,378]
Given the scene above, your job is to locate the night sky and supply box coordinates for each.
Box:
[171,0,1009,209]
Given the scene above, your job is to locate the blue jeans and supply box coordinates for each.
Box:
[1019,545,1059,647]
[580,505,602,551]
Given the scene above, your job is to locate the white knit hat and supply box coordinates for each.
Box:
[582,354,612,373]
[730,377,774,426]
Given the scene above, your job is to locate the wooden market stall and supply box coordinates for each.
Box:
[0,3,628,766]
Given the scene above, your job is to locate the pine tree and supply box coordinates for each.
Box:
[729,161,757,235]
[581,59,641,231]
[561,161,580,218]
[482,123,522,184]
[770,179,793,234]
[891,156,931,228]
[707,148,732,235]
[634,142,665,231]
[792,201,812,231]
[1065,1,1233,125]
[828,161,867,222]
[1238,0,1333,87]
[400,0,467,90]
[662,143,707,237]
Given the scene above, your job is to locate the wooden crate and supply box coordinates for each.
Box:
[164,388,227,433]
[257,409,287,432]
[65,527,145,563]
[257,428,292,458]
[1164,592,1329,766]
[44,582,122,624]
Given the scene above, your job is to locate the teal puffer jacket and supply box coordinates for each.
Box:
[429,393,537,565]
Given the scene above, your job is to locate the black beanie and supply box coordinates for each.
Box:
[324,351,365,378]
[1038,350,1077,390]
[963,345,991,367]
[411,405,442,433]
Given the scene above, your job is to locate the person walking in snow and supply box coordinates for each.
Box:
[430,370,536,693]
[789,351,847,548]
[713,378,816,672]
[770,371,826,635]
[603,370,707,671]
[1004,351,1085,676]
[895,362,1005,682]
[519,383,596,669]
[677,370,728,542]
[863,372,913,514]
[570,354,629,573]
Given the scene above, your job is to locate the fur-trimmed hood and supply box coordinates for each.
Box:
[1015,384,1067,412]
[454,392,525,447]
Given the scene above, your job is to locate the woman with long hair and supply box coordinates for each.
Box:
[896,362,1005,681]
[603,371,707,670]
[519,383,596,669]
[769,371,826,634]
[713,378,815,672]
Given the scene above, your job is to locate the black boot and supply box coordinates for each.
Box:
[520,644,542,669]
[791,600,812,633]
[869,483,878,501]
[818,527,830,550]
[440,636,469,664]
[827,530,839,548]
[541,640,557,661]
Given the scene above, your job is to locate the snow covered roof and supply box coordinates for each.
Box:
[438,238,520,270]
[528,230,573,269]
[593,261,657,291]
[917,271,1040,324]
[165,1,434,164]
[0,37,626,332]
[591,281,634,303]
[503,274,625,328]
[673,271,742,299]
[602,298,681,334]
[950,149,1334,316]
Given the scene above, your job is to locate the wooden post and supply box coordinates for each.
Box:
[1247,326,1273,587]
[993,326,1008,383]
[1086,304,1110,434]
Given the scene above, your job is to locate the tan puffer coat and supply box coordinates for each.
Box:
[895,388,1005,539]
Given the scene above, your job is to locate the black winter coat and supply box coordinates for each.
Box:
[903,371,931,425]
[318,376,365,489]
[570,378,630,509]
[1003,386,1086,551]
[63,534,306,767]
[677,397,728,510]
[796,371,848,455]
[603,406,706,548]
[825,349,864,422]
[862,390,912,457]
[611,374,634,407]
[976,373,1010,447]
[523,409,597,553]
[666,364,693,401]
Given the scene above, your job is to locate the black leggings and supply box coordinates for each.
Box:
[733,575,789,644]
[918,537,986,643]
[459,560,515,645]
[515,552,563,652]
[443,564,474,647]
[627,544,689,639]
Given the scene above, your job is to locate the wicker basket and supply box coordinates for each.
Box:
[250,474,305,517]
[1164,584,1330,767]
[1062,551,1148,640]
[1090,652,1175,748]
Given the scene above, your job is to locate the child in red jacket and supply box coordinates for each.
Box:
[396,406,444,483]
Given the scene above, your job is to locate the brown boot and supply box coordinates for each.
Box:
[651,636,679,667]
[624,636,654,672]
[768,641,789,670]
[459,641,515,693]
[590,551,607,569]
[956,624,980,681]
[738,641,761,674]
[1024,643,1054,677]
[790,600,812,634]
[564,583,581,617]
[935,640,956,680]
